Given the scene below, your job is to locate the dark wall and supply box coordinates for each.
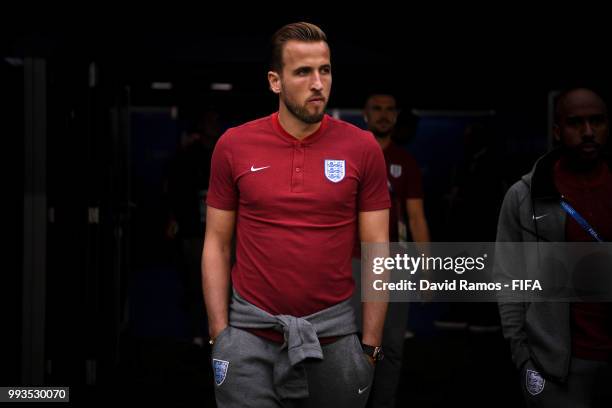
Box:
[2,57,24,386]
[5,17,611,399]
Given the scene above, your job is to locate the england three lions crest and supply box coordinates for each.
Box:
[325,160,345,183]
[526,369,545,395]
[390,164,402,178]
[213,359,229,386]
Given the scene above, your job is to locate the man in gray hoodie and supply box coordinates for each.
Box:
[496,87,611,407]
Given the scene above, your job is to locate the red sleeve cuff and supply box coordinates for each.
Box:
[206,197,237,211]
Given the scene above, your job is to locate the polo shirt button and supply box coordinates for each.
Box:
[295,167,301,172]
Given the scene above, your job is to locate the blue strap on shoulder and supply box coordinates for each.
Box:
[559,198,604,242]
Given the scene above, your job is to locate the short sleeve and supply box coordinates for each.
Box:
[358,135,391,211]
[401,154,424,199]
[206,131,238,210]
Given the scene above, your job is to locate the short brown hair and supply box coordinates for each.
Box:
[270,22,328,73]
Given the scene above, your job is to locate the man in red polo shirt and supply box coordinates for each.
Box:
[203,22,390,408]
[362,93,430,408]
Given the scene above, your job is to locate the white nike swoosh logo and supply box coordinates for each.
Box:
[533,214,549,220]
[358,386,369,394]
[250,165,271,172]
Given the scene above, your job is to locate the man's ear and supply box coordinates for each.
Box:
[553,123,561,143]
[268,71,281,94]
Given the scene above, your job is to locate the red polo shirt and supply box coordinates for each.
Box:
[554,158,612,362]
[207,113,390,319]
[384,142,424,242]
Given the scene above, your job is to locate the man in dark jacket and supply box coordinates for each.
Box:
[496,87,611,407]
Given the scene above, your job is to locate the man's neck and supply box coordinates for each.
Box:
[374,134,392,150]
[278,105,321,140]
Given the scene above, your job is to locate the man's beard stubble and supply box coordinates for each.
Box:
[282,93,326,124]
[371,129,393,139]
[369,119,394,139]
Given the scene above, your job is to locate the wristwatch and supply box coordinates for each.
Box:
[361,343,384,362]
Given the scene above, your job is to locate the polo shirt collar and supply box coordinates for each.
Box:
[271,112,329,145]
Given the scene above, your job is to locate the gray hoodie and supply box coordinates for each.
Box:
[228,289,358,399]
[496,149,572,381]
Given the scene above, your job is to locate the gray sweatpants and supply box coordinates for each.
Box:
[211,326,374,408]
[521,358,612,408]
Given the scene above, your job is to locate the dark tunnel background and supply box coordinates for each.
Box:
[3,13,612,407]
